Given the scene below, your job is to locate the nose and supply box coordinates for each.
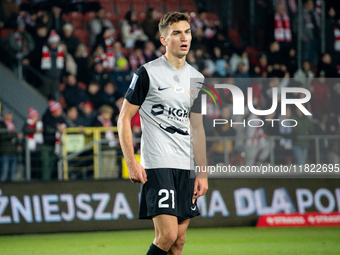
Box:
[181,32,188,42]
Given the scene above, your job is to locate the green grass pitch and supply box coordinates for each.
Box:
[1,227,339,255]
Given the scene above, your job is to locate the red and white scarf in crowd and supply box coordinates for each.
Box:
[274,13,292,42]
[55,123,66,156]
[129,52,145,71]
[315,0,322,18]
[104,36,115,70]
[334,26,340,51]
[4,119,15,131]
[41,45,64,70]
[26,119,44,151]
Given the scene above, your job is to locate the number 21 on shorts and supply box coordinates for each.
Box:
[158,189,175,209]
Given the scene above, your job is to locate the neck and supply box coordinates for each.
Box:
[164,53,186,71]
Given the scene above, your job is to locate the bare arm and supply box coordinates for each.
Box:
[117,99,147,184]
[190,112,208,202]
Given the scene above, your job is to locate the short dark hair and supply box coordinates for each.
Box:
[159,12,190,36]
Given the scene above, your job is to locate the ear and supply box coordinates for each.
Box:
[160,35,167,47]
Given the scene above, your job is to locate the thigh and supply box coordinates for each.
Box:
[152,214,178,237]
[177,219,190,237]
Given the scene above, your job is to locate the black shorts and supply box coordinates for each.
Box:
[138,168,200,221]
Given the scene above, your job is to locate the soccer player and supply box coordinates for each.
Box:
[117,12,208,255]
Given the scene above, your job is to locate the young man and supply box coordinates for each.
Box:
[118,12,208,255]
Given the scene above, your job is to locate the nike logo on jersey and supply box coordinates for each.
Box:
[158,86,170,91]
[191,205,196,211]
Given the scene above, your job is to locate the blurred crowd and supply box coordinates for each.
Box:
[0,0,340,181]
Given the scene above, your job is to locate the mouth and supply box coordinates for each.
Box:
[180,44,188,50]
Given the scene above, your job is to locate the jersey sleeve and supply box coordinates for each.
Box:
[190,88,203,113]
[124,66,150,106]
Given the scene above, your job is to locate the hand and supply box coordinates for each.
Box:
[192,175,208,204]
[56,124,64,133]
[128,161,147,184]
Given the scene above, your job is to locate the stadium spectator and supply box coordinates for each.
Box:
[90,61,110,87]
[23,23,48,70]
[66,105,81,127]
[291,104,314,165]
[266,3,293,54]
[88,7,114,47]
[129,46,145,72]
[78,101,96,127]
[294,60,314,88]
[8,17,35,74]
[266,41,287,77]
[87,80,102,110]
[213,47,229,77]
[298,0,320,66]
[23,107,43,153]
[275,0,298,19]
[0,108,21,182]
[143,41,157,63]
[22,107,43,178]
[234,62,251,93]
[325,7,340,64]
[41,100,66,181]
[62,73,87,107]
[142,8,160,47]
[121,10,148,49]
[286,47,298,77]
[49,2,65,35]
[190,26,208,51]
[40,29,64,100]
[60,23,80,58]
[91,104,117,147]
[60,42,77,76]
[252,53,268,77]
[317,53,338,78]
[74,43,89,84]
[229,49,249,75]
[101,81,123,124]
[93,27,115,71]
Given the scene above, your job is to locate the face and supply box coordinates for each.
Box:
[82,105,92,115]
[67,107,78,120]
[67,75,77,86]
[88,83,100,94]
[49,41,59,49]
[63,28,72,38]
[161,20,191,59]
[101,112,112,121]
[104,83,115,94]
[37,27,48,37]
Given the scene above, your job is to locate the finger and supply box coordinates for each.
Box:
[192,181,199,203]
[138,172,146,185]
[142,169,147,183]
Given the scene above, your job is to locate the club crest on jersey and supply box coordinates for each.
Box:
[174,85,184,93]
